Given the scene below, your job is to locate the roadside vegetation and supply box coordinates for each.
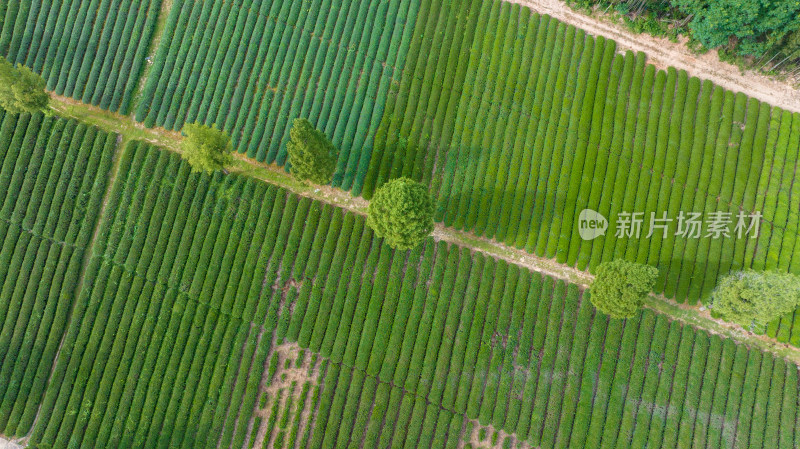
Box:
[565,0,800,78]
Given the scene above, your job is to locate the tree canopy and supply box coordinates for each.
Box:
[590,260,658,319]
[675,0,800,56]
[286,118,337,185]
[0,56,49,114]
[180,123,233,174]
[367,178,434,250]
[710,270,800,329]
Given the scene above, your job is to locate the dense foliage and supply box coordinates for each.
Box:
[4,0,800,325]
[3,0,800,446]
[0,57,48,113]
[711,270,800,329]
[367,178,433,250]
[590,260,658,318]
[676,0,800,57]
[363,0,800,341]
[26,143,274,448]
[286,118,336,185]
[565,0,800,71]
[9,0,797,327]
[180,123,233,173]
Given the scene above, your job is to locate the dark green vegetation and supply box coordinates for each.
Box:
[567,0,800,74]
[115,0,800,324]
[367,177,433,250]
[286,118,336,185]
[0,56,49,114]
[0,0,164,113]
[364,0,800,339]
[180,122,233,173]
[711,271,800,330]
[590,260,658,319]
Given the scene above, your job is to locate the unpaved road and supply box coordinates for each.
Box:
[510,0,800,113]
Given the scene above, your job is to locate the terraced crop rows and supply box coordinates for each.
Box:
[115,0,800,335]
[363,0,800,341]
[371,0,800,298]
[26,141,290,449]
[3,0,800,444]
[134,0,419,193]
[0,110,116,438]
[0,114,797,447]
[272,231,800,449]
[0,0,163,113]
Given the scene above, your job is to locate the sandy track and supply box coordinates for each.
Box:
[509,0,800,113]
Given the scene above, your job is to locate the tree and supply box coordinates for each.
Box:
[710,270,800,329]
[590,260,658,319]
[367,178,434,250]
[286,118,337,184]
[675,0,800,56]
[180,123,233,173]
[0,56,49,114]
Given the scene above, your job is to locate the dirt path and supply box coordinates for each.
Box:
[510,0,800,113]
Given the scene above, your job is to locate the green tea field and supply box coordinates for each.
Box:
[120,0,800,315]
[2,0,800,447]
[1,128,797,447]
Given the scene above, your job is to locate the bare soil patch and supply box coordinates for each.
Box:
[460,419,535,449]
[250,343,321,449]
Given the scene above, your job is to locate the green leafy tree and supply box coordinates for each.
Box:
[590,260,658,319]
[675,0,800,56]
[710,270,800,329]
[180,122,233,174]
[0,56,49,114]
[286,118,337,184]
[367,178,434,250]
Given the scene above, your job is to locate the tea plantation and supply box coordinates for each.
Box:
[2,0,800,447]
[0,128,796,447]
[115,0,800,319]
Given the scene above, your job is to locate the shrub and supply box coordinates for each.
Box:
[590,260,658,319]
[0,57,49,114]
[286,118,337,185]
[710,270,800,329]
[367,178,433,250]
[180,122,233,174]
